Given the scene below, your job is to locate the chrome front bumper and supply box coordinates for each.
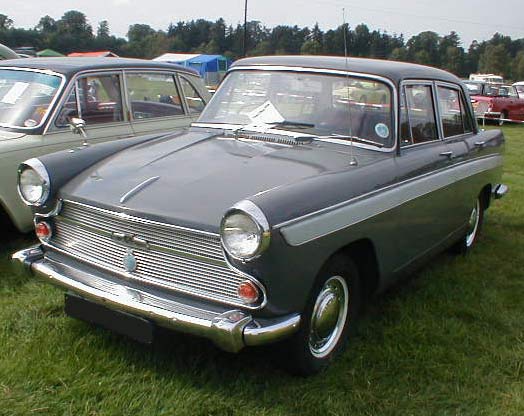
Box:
[12,246,301,353]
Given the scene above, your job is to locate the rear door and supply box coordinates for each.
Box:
[124,70,192,136]
[434,82,477,228]
[392,81,458,271]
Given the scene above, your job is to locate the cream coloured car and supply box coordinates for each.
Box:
[0,57,210,231]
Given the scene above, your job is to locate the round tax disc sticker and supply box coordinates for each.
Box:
[375,123,389,138]
[24,119,37,128]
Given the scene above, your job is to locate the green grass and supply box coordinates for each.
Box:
[1,126,524,415]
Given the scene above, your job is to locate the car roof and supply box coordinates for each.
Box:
[0,57,199,77]
[231,55,461,85]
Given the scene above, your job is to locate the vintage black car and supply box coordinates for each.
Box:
[13,56,507,375]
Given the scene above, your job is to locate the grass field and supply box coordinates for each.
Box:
[1,126,523,415]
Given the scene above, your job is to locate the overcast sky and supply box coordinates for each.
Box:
[3,0,523,48]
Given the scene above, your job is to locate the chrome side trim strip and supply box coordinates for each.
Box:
[280,154,503,246]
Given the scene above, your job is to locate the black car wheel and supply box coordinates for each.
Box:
[283,255,361,375]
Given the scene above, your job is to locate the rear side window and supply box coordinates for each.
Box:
[401,84,438,145]
[437,86,473,137]
[179,76,205,114]
[126,72,184,119]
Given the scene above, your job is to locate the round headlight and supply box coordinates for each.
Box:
[221,201,270,261]
[18,159,50,206]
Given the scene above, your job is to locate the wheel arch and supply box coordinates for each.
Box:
[324,238,380,300]
[480,183,492,210]
[0,197,16,230]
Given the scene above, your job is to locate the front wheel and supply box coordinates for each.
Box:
[283,256,361,375]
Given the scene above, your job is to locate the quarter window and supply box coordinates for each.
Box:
[126,72,184,119]
[437,86,473,137]
[179,76,205,114]
[402,85,438,145]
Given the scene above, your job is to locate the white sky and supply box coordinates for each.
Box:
[2,0,523,48]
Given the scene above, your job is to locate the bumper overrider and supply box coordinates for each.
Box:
[12,246,301,353]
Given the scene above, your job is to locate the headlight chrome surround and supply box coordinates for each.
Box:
[17,158,51,207]
[220,200,271,262]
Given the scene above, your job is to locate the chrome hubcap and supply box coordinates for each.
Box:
[466,199,480,247]
[309,276,349,358]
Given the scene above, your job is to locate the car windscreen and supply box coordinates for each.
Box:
[0,69,63,128]
[198,70,394,148]
[465,82,482,95]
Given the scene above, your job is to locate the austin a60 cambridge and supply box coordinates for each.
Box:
[13,56,507,374]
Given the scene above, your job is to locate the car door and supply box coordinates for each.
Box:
[124,70,193,136]
[392,81,459,271]
[434,82,479,226]
[508,86,524,121]
[46,71,133,146]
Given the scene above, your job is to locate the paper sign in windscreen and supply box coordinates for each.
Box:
[2,82,29,104]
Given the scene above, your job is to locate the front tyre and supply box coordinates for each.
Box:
[284,256,361,375]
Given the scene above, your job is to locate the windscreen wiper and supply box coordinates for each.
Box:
[319,134,385,148]
[268,120,316,129]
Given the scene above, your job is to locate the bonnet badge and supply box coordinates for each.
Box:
[123,249,137,273]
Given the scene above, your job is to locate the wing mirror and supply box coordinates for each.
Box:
[69,117,88,145]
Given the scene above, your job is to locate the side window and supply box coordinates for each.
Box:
[126,72,183,119]
[437,86,473,137]
[509,87,519,99]
[79,74,123,124]
[179,76,205,114]
[403,85,438,145]
[56,74,124,126]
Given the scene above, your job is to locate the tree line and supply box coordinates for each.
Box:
[1,10,523,80]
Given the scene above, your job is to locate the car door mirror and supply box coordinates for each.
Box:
[69,117,87,138]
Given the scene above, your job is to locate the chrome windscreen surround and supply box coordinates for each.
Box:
[44,200,267,309]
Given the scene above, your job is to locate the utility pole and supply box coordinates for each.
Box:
[243,0,248,56]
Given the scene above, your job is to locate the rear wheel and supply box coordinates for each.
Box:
[453,196,484,254]
[283,255,361,375]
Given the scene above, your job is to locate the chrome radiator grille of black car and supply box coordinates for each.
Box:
[48,200,252,307]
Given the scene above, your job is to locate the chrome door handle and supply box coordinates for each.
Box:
[439,151,454,159]
[474,141,486,147]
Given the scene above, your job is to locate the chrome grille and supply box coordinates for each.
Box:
[48,200,254,307]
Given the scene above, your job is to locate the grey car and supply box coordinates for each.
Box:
[13,56,507,375]
[0,57,210,232]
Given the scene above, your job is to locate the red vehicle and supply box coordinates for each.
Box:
[465,81,524,124]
